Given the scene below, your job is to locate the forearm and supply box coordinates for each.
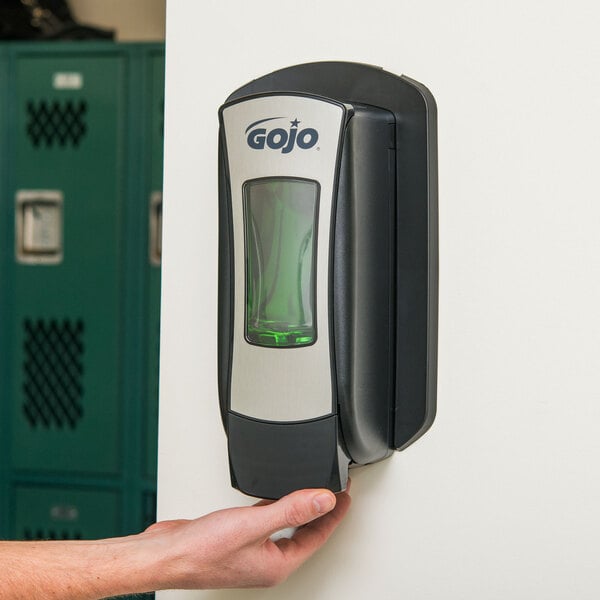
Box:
[0,537,161,600]
[0,488,350,596]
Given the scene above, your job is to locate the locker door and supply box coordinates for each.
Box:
[10,52,127,475]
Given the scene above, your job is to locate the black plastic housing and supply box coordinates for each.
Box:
[218,62,437,498]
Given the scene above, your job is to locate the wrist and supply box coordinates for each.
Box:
[67,537,161,598]
[125,529,190,593]
[97,534,172,595]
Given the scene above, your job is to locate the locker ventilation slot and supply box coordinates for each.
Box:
[23,528,82,541]
[22,319,85,429]
[26,99,88,148]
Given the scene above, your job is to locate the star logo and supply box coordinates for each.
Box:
[290,118,300,128]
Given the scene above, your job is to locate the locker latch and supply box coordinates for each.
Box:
[16,190,64,265]
[149,191,162,266]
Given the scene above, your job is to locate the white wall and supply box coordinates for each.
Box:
[158,1,600,598]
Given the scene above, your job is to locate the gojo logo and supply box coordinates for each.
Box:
[246,117,318,154]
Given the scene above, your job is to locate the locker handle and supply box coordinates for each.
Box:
[15,189,64,265]
[149,191,162,266]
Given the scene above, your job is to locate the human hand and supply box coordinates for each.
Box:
[0,486,350,599]
[141,486,351,590]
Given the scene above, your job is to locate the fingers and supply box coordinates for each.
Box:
[258,489,337,535]
[272,492,350,569]
[274,490,351,566]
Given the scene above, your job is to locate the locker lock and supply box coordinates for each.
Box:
[16,190,64,265]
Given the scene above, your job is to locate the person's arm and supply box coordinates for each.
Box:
[0,487,351,599]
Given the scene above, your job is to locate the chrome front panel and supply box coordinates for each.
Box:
[222,95,346,421]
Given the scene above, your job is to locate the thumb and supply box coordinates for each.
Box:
[258,489,337,535]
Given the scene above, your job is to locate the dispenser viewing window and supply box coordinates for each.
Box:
[244,178,319,348]
[218,62,438,499]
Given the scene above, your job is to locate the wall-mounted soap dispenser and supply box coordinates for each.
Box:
[217,62,437,499]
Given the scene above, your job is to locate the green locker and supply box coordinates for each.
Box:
[0,42,164,542]
[10,51,126,475]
